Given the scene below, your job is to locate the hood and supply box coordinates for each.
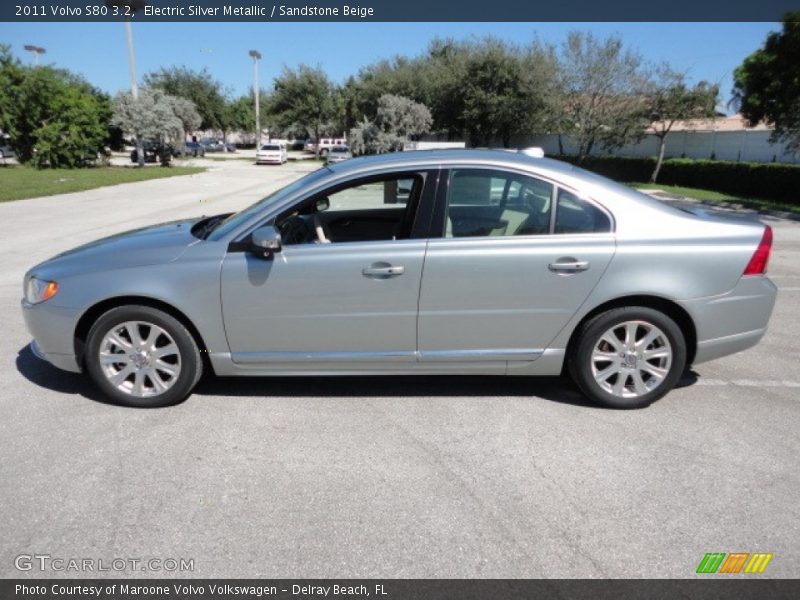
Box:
[28,218,202,280]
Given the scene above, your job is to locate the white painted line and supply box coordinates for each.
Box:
[694,379,800,388]
[694,379,729,386]
[732,379,785,387]
[778,287,800,291]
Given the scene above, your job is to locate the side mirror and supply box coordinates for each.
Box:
[250,225,282,258]
[315,197,330,212]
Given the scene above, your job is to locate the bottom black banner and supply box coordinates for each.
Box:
[2,579,800,600]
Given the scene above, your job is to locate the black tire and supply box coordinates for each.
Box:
[568,306,687,409]
[84,305,202,408]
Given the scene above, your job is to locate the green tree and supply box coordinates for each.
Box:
[0,44,23,138]
[112,87,183,165]
[227,91,271,145]
[144,66,229,133]
[270,65,335,156]
[0,47,109,168]
[733,12,800,153]
[167,96,202,143]
[346,38,560,146]
[349,94,432,155]
[558,32,649,162]
[645,65,718,182]
[459,38,558,147]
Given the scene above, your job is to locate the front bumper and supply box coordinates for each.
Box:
[683,276,778,365]
[21,299,82,373]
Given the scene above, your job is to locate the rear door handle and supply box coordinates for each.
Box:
[548,259,590,273]
[362,264,405,278]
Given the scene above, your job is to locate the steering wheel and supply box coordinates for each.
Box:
[314,213,332,244]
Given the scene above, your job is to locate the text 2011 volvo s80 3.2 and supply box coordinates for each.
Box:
[22,150,777,408]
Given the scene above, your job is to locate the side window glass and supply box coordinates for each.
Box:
[554,189,611,234]
[446,169,553,238]
[278,174,423,246]
[327,177,415,211]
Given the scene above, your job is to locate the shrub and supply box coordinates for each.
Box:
[554,155,800,204]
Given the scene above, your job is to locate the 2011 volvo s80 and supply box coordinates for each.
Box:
[21,150,777,408]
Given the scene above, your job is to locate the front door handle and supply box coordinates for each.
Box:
[362,263,405,278]
[548,259,590,273]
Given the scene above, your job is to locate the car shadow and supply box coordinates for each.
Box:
[15,345,116,405]
[193,373,596,407]
[17,344,599,408]
[17,343,705,409]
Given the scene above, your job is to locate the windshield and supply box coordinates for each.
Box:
[207,167,331,241]
[261,145,281,151]
[331,147,349,153]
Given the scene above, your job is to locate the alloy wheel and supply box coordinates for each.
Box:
[98,321,182,398]
[590,320,672,399]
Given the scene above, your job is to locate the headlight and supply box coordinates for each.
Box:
[25,276,58,304]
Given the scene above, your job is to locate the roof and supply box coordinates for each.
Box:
[327,148,581,178]
[649,113,772,133]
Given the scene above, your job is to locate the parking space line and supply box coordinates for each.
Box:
[694,379,800,388]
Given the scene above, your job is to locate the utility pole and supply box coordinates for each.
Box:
[249,50,262,147]
[106,1,147,166]
[23,45,46,66]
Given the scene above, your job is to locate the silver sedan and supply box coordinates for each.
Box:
[21,150,776,408]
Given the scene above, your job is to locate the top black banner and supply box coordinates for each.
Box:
[2,0,799,22]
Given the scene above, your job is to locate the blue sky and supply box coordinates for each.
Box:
[1,22,778,109]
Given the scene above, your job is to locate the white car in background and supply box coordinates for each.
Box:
[256,143,288,165]
[326,145,353,164]
[304,137,347,157]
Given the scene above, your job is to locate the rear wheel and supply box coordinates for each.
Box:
[568,307,686,409]
[85,306,202,407]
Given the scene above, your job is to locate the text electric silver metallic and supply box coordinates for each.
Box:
[22,150,777,408]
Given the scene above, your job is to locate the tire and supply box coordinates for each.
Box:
[84,305,202,408]
[568,306,686,409]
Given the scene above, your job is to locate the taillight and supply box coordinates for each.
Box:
[743,225,773,276]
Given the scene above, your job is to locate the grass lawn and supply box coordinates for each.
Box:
[0,165,206,202]
[631,182,800,214]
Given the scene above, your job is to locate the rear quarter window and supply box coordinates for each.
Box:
[555,189,611,234]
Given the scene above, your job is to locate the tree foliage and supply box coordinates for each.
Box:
[0,45,110,168]
[733,12,800,152]
[227,90,273,143]
[167,96,202,141]
[350,94,432,155]
[144,66,229,132]
[343,37,560,147]
[270,65,335,155]
[557,32,649,161]
[645,65,718,181]
[111,88,184,145]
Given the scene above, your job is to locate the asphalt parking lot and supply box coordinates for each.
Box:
[1,159,798,579]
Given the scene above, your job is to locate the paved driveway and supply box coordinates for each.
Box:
[1,160,798,578]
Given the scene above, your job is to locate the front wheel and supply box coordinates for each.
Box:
[568,307,686,409]
[85,306,202,407]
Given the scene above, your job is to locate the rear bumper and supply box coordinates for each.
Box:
[21,299,82,373]
[683,276,777,365]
